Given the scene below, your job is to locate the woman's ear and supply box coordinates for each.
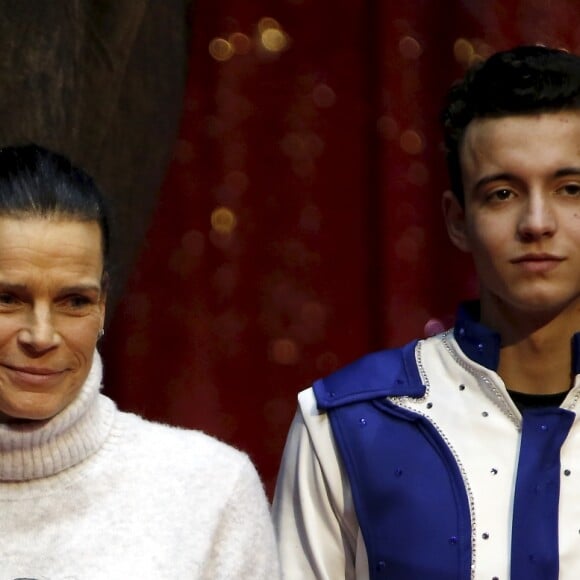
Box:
[442,190,471,253]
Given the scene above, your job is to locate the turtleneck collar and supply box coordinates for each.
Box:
[0,351,116,482]
[453,301,580,375]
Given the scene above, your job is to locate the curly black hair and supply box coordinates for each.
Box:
[441,46,580,205]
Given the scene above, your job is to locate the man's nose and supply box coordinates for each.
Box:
[517,194,556,240]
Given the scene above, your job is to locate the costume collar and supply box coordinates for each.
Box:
[316,301,580,409]
[453,301,580,374]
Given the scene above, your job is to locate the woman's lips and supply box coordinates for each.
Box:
[1,365,66,387]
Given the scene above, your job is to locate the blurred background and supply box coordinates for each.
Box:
[1,0,577,495]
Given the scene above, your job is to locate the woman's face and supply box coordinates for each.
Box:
[0,217,106,422]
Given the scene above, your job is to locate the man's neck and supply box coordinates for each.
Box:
[481,299,579,395]
[498,332,573,395]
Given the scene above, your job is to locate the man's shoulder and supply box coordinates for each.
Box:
[314,339,425,408]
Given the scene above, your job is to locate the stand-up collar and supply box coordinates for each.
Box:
[453,301,580,375]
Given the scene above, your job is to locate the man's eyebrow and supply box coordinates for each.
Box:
[554,167,580,178]
[474,167,580,191]
[473,172,516,191]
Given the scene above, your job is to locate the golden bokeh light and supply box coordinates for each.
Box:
[270,338,300,365]
[312,83,336,108]
[399,129,424,155]
[454,38,475,65]
[399,36,422,59]
[258,17,281,33]
[211,206,237,235]
[209,37,234,61]
[229,32,251,55]
[261,28,288,52]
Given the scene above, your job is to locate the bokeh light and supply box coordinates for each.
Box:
[229,32,251,55]
[312,83,336,108]
[399,36,423,59]
[258,17,281,33]
[211,207,237,235]
[258,17,289,53]
[270,338,300,365]
[399,129,424,155]
[208,37,234,61]
[261,28,289,52]
[424,318,446,337]
[454,38,475,65]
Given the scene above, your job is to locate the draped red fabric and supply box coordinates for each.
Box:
[102,0,580,495]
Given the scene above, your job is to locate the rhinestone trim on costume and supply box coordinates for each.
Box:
[562,376,580,411]
[441,331,521,429]
[390,338,478,580]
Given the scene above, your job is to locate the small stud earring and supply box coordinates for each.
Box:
[97,328,105,339]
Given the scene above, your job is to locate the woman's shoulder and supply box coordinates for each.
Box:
[111,409,255,478]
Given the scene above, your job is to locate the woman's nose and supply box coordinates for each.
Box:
[18,308,60,352]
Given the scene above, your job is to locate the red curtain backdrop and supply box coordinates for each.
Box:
[102,0,580,495]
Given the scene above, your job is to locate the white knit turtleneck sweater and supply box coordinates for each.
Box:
[0,353,280,580]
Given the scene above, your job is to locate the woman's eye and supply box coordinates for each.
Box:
[0,293,18,305]
[62,295,93,310]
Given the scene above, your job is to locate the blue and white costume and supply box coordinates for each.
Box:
[273,304,580,579]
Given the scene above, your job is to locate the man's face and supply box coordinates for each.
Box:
[443,111,580,326]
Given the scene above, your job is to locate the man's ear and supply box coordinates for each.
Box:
[442,190,471,253]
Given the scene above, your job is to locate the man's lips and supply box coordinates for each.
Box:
[511,253,564,263]
[510,253,565,272]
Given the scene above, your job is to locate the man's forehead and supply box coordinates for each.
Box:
[460,111,580,156]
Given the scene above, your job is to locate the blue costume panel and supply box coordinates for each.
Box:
[312,305,578,580]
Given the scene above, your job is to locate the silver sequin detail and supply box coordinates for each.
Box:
[390,338,477,579]
[441,332,520,428]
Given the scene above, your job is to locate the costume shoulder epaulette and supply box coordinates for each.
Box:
[314,339,425,409]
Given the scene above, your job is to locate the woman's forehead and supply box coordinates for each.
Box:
[0,217,104,277]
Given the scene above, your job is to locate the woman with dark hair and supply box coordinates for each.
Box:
[0,144,279,579]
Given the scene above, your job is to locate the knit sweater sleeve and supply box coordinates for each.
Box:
[202,455,281,580]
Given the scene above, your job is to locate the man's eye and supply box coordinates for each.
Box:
[559,183,580,196]
[489,189,513,201]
